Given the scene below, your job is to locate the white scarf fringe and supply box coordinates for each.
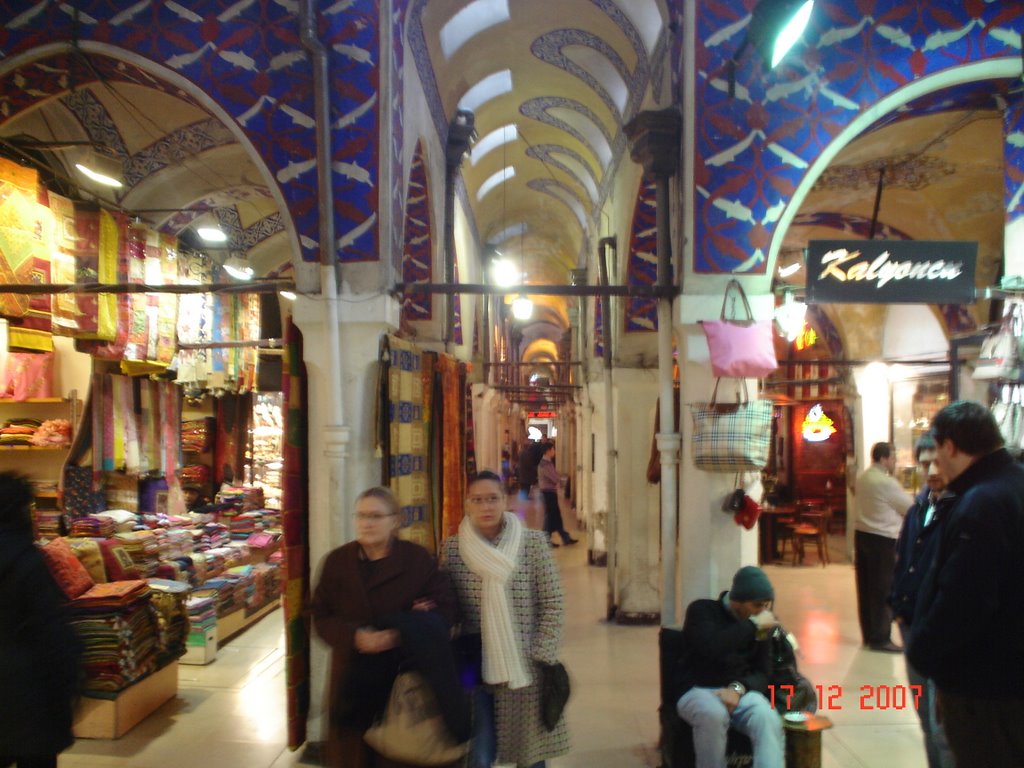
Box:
[458,512,531,690]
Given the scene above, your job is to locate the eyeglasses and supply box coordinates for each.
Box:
[354,512,397,522]
[468,494,502,506]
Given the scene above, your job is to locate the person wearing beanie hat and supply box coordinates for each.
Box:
[668,565,784,768]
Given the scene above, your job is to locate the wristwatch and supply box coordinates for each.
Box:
[728,681,745,697]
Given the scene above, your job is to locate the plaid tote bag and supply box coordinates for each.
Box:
[690,383,773,472]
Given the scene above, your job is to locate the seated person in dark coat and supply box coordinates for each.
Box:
[670,566,784,768]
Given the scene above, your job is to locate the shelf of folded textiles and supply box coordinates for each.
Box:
[33,491,59,498]
[0,397,65,404]
[0,445,69,450]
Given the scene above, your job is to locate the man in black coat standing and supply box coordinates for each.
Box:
[671,566,784,768]
[908,401,1024,767]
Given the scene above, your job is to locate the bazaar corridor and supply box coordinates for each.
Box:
[61,515,927,768]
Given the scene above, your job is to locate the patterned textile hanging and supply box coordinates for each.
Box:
[46,191,80,336]
[175,249,214,389]
[438,353,466,542]
[281,318,309,750]
[76,210,130,357]
[0,159,54,352]
[379,335,435,551]
[121,225,179,376]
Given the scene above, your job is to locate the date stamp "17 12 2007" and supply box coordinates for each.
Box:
[768,684,924,712]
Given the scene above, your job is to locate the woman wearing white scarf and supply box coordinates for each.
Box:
[443,470,570,768]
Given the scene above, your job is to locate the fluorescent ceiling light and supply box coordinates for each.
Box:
[750,0,815,69]
[279,290,297,300]
[74,149,123,188]
[223,256,254,280]
[197,226,228,243]
[774,288,807,341]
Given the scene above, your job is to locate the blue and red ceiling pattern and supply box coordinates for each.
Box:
[694,0,1023,274]
[401,141,434,322]
[0,0,380,264]
[625,179,660,332]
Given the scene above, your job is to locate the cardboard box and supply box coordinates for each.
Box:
[73,661,178,739]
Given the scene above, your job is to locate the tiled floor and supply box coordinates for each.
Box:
[62,526,928,768]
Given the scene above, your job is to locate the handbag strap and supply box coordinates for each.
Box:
[710,377,749,406]
[720,279,755,322]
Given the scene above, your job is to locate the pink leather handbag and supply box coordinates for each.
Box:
[701,279,778,379]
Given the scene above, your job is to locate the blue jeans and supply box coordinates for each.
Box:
[676,687,783,768]
[469,687,545,768]
[899,624,954,768]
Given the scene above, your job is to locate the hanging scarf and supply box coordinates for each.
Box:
[458,512,531,690]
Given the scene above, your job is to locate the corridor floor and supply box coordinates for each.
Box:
[62,532,928,768]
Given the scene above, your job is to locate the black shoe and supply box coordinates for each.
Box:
[868,641,903,653]
[563,537,579,545]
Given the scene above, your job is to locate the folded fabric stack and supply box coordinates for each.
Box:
[185,594,217,646]
[67,580,158,693]
[256,508,281,528]
[70,515,117,538]
[249,563,281,610]
[226,565,257,610]
[113,530,161,577]
[180,462,211,487]
[198,522,230,550]
[30,418,72,447]
[181,418,213,453]
[147,579,191,665]
[200,571,251,617]
[158,528,194,560]
[199,550,227,581]
[228,511,262,539]
[34,509,63,539]
[0,418,40,447]
[153,556,195,584]
[94,509,140,533]
[215,485,264,512]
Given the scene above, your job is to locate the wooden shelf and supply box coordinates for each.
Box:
[33,491,59,498]
[0,445,69,451]
[0,397,66,404]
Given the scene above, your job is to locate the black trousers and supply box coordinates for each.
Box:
[854,530,896,646]
[541,490,571,543]
[938,690,1024,767]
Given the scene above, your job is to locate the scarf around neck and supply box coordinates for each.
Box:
[458,511,531,689]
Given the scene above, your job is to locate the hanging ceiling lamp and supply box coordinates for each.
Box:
[223,255,254,280]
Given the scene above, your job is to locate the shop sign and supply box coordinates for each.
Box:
[806,240,976,304]
[802,403,837,443]
[528,411,556,419]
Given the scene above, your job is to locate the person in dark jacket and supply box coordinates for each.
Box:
[908,401,1024,767]
[889,435,955,768]
[0,472,81,768]
[517,441,540,501]
[311,486,467,768]
[672,566,783,768]
[537,442,577,547]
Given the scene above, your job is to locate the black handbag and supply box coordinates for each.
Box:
[539,661,570,730]
[768,626,817,713]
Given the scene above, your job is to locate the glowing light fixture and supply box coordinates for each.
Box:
[279,290,297,300]
[197,226,228,243]
[728,0,815,96]
[511,294,534,320]
[223,255,254,280]
[490,258,521,286]
[774,287,807,342]
[74,149,123,188]
[801,403,837,442]
[778,261,801,278]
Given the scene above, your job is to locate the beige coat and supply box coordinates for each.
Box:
[442,526,570,766]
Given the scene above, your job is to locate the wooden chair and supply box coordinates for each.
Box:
[792,507,831,566]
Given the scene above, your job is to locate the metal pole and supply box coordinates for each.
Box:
[597,236,619,620]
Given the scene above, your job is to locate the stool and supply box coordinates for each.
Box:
[784,713,833,768]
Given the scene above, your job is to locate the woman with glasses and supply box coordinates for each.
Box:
[443,470,570,768]
[311,486,468,768]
